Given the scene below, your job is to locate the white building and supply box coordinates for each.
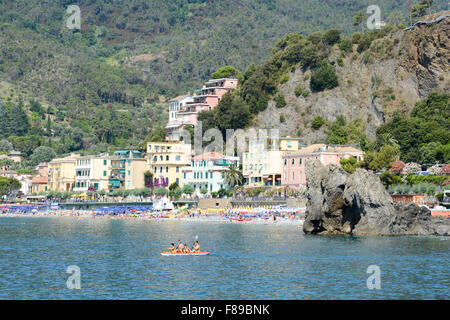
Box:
[182,152,240,194]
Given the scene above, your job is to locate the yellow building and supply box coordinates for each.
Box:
[242,137,300,187]
[147,141,192,187]
[109,150,147,191]
[48,154,81,192]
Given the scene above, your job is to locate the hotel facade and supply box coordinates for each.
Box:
[242,137,300,188]
[165,78,239,141]
[281,144,364,189]
[182,152,240,194]
[147,141,192,187]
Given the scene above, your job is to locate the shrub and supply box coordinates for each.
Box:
[280,74,289,84]
[280,113,286,123]
[310,60,338,92]
[294,85,303,97]
[339,37,353,53]
[275,94,287,108]
[323,28,341,45]
[311,116,325,130]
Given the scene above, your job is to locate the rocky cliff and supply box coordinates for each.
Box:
[256,12,450,142]
[302,160,450,236]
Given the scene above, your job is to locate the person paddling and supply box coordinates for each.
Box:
[177,242,184,253]
[193,240,200,252]
[168,243,176,253]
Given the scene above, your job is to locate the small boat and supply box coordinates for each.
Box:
[160,251,210,256]
[144,218,156,221]
[233,218,252,222]
[77,218,86,220]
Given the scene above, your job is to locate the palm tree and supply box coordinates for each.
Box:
[222,163,243,190]
[378,133,400,149]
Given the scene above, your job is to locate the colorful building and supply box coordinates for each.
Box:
[147,141,192,187]
[281,144,364,189]
[243,137,300,188]
[73,154,111,192]
[108,150,147,192]
[182,152,240,194]
[166,78,239,140]
[31,162,49,193]
[48,154,81,192]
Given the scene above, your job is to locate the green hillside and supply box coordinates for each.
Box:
[0,0,448,169]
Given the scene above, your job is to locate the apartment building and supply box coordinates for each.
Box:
[48,154,81,192]
[281,144,364,189]
[182,152,240,194]
[147,141,192,187]
[242,137,300,188]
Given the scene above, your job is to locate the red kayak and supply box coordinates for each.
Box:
[232,218,252,222]
[160,251,210,256]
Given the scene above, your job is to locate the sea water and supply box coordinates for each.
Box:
[0,217,448,299]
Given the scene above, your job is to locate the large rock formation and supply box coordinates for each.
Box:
[303,160,450,236]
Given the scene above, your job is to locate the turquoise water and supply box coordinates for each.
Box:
[0,217,448,299]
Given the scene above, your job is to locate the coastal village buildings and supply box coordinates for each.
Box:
[182,152,240,194]
[109,150,147,192]
[165,78,239,140]
[48,154,80,192]
[242,137,300,188]
[281,144,364,189]
[147,141,192,187]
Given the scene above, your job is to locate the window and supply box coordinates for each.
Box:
[176,155,181,161]
[103,160,107,165]
[292,172,295,180]
[292,159,295,165]
[176,178,179,184]
[166,167,168,173]
[153,156,157,161]
[176,166,179,173]
[205,172,208,179]
[166,155,169,161]
[160,156,163,161]
[300,158,302,165]
[103,171,107,177]
[128,170,131,176]
[284,159,287,165]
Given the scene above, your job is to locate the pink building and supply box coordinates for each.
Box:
[282,144,364,189]
[166,78,239,141]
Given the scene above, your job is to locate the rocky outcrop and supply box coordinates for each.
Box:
[256,12,449,143]
[303,160,450,236]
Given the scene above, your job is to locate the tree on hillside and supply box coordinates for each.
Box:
[211,66,243,83]
[30,146,57,165]
[0,140,13,153]
[214,93,251,135]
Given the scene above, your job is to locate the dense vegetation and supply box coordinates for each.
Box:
[0,0,448,171]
